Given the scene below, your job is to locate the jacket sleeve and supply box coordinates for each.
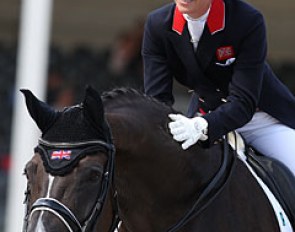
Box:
[142,13,175,106]
[203,12,267,146]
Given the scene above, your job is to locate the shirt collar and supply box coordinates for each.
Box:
[172,0,225,35]
[184,6,210,22]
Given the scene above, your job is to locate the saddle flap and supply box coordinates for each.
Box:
[246,148,295,229]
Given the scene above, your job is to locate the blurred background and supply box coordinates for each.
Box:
[0,0,294,231]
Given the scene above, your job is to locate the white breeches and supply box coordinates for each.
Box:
[237,111,295,176]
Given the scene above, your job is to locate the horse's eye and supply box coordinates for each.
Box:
[88,167,104,182]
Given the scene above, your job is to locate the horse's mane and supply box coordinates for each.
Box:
[101,87,180,151]
[101,87,177,116]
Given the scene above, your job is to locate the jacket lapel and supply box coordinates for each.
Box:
[196,24,225,69]
[166,28,210,87]
[169,0,227,71]
[196,0,226,69]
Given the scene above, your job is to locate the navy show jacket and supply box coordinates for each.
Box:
[142,0,295,146]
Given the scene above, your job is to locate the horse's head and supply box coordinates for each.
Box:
[22,87,118,232]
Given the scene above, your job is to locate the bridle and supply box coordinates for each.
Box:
[23,138,120,232]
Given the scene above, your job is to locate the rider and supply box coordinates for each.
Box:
[142,0,295,175]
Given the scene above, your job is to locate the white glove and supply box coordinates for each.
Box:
[168,114,208,150]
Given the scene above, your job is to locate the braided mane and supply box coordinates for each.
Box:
[101,87,175,113]
[101,87,153,103]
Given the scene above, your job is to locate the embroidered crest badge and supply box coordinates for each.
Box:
[216,46,235,61]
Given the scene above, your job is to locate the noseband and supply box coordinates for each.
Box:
[23,138,120,232]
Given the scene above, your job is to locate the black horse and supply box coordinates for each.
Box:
[22,86,294,232]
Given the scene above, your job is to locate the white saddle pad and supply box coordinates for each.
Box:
[227,132,293,232]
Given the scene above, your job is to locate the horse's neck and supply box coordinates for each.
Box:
[117,149,279,232]
[109,115,222,230]
[105,108,278,232]
[118,148,222,231]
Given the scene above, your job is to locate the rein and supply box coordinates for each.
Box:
[23,139,120,232]
[167,137,236,232]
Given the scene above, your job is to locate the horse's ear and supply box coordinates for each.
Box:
[83,86,105,128]
[20,89,59,133]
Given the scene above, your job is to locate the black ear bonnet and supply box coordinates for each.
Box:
[22,87,114,175]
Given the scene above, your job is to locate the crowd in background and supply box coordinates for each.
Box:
[47,20,144,109]
[0,22,295,230]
